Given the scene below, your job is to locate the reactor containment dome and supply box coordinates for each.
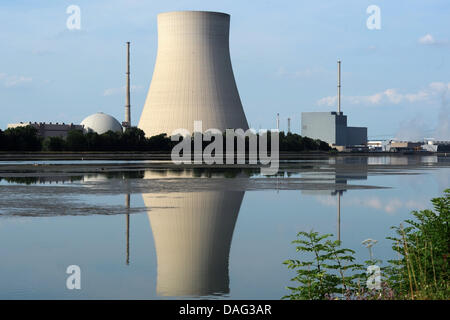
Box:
[138,11,249,137]
[81,112,123,134]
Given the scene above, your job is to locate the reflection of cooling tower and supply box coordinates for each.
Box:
[143,191,244,296]
[138,11,249,137]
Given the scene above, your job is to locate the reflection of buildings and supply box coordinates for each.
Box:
[143,190,244,297]
[301,157,369,242]
[138,11,249,137]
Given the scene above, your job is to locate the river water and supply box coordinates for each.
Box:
[0,155,448,299]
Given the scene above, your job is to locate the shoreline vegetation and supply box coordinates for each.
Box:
[0,125,442,161]
[283,189,450,300]
[0,125,330,152]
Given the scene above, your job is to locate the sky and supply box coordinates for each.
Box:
[0,0,449,140]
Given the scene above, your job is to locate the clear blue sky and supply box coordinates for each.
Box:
[0,0,449,140]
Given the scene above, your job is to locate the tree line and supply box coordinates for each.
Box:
[0,125,332,152]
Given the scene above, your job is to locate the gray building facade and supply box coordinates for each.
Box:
[7,122,83,138]
[301,112,367,146]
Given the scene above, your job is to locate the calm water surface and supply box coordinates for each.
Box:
[0,155,449,299]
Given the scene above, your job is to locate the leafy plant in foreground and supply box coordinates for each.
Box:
[284,189,450,300]
[282,231,363,300]
[385,189,449,299]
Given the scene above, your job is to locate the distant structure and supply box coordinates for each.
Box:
[422,140,450,152]
[287,118,291,133]
[301,60,367,148]
[138,11,249,137]
[385,141,422,152]
[276,113,280,131]
[302,112,367,147]
[80,112,122,134]
[123,41,131,130]
[7,122,83,138]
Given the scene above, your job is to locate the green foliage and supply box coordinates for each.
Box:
[42,136,66,151]
[146,133,174,151]
[385,188,450,299]
[0,126,42,151]
[284,189,450,300]
[65,130,87,151]
[278,132,331,152]
[0,126,332,152]
[283,231,363,300]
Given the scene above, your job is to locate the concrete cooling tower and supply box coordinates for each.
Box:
[138,11,249,137]
[143,190,244,296]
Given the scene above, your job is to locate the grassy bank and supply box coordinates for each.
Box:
[283,189,450,300]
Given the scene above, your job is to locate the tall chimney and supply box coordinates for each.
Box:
[287,117,291,133]
[337,60,341,114]
[276,113,280,131]
[125,41,131,128]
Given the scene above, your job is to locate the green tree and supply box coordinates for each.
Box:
[146,133,173,151]
[42,136,66,151]
[65,130,87,151]
[99,130,122,151]
[122,127,146,150]
[3,126,41,151]
[283,231,363,300]
[0,129,5,151]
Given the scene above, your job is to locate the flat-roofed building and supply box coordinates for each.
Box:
[301,112,367,147]
[7,122,83,138]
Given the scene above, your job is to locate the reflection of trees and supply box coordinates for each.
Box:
[0,176,83,185]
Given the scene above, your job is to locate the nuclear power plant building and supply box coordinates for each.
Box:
[301,112,367,147]
[138,11,249,137]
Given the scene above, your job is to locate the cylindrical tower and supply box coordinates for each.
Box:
[138,11,249,137]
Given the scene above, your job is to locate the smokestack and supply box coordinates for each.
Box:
[287,117,291,133]
[337,60,341,114]
[125,41,131,128]
[276,113,280,131]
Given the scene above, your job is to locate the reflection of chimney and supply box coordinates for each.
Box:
[143,191,243,296]
[337,192,341,242]
[125,193,130,265]
[337,60,341,114]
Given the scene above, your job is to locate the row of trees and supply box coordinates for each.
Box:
[0,126,332,152]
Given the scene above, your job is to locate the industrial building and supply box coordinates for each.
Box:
[138,11,249,137]
[301,111,367,147]
[7,122,83,138]
[80,112,122,134]
[6,42,131,138]
[422,141,450,152]
[7,112,122,137]
[385,141,422,152]
[301,61,367,148]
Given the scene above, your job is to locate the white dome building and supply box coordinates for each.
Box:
[81,112,122,134]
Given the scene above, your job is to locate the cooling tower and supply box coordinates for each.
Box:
[138,11,249,137]
[143,190,244,296]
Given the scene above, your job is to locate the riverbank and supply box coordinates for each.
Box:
[0,150,444,161]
